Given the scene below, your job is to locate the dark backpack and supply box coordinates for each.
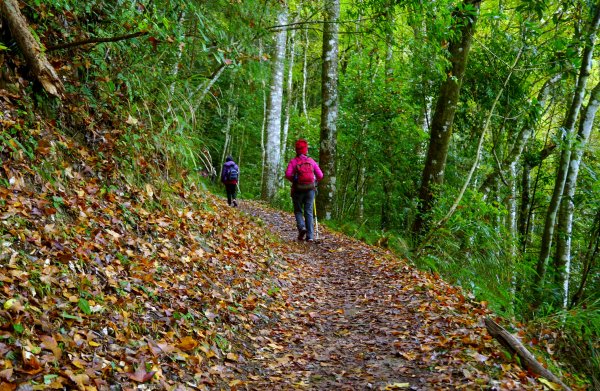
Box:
[225,165,239,181]
[294,159,315,190]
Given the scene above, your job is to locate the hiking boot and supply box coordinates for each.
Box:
[233,200,238,207]
[306,238,314,242]
[298,229,307,241]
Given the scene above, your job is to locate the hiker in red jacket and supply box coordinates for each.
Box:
[285,139,323,242]
[221,156,239,207]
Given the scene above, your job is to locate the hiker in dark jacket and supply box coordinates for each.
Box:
[285,139,323,242]
[221,156,239,207]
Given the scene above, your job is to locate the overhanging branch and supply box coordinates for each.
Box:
[46,31,148,52]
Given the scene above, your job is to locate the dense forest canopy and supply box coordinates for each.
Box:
[0,0,599,387]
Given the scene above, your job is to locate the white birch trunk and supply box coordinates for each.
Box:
[170,12,186,96]
[302,27,310,123]
[282,22,297,178]
[536,5,600,289]
[480,74,562,198]
[411,19,433,135]
[555,81,600,308]
[381,11,395,229]
[259,39,267,189]
[358,165,365,221]
[317,0,340,220]
[221,98,235,165]
[260,81,267,189]
[195,64,226,103]
[507,161,518,311]
[261,8,288,200]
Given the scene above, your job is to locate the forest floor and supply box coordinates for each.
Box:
[236,201,546,390]
[0,115,569,389]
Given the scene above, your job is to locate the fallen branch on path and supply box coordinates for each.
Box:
[484,317,571,391]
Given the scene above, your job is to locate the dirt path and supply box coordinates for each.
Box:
[238,201,540,390]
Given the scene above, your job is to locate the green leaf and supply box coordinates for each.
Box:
[44,374,58,384]
[78,298,92,315]
[61,311,83,322]
[13,323,24,334]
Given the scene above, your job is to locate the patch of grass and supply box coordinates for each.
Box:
[214,334,229,352]
[28,269,52,298]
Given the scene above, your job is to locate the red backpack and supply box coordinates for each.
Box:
[295,158,316,190]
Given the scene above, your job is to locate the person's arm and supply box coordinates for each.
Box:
[313,160,324,182]
[284,159,296,182]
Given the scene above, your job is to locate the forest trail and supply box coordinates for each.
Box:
[237,201,533,390]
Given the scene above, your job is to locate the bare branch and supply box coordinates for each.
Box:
[46,31,148,52]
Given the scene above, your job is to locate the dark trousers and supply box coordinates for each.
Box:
[225,184,237,206]
[292,189,315,240]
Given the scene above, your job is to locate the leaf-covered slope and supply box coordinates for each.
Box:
[0,116,295,389]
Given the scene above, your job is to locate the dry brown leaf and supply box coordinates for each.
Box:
[126,368,156,383]
[177,336,198,351]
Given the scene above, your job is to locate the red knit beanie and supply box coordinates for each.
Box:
[295,139,308,155]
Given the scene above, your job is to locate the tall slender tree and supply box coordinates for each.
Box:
[412,0,482,235]
[570,207,600,307]
[317,0,340,220]
[261,7,288,201]
[554,80,600,308]
[302,27,310,123]
[479,75,563,197]
[282,11,298,174]
[381,8,396,230]
[535,3,600,295]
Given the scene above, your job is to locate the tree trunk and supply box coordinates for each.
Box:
[414,47,522,254]
[571,208,600,307]
[480,74,562,197]
[535,3,600,294]
[302,27,310,123]
[358,165,366,221]
[554,80,600,308]
[518,159,532,252]
[0,0,64,97]
[261,8,288,201]
[192,63,227,104]
[381,10,395,231]
[317,0,340,220]
[221,86,236,167]
[260,80,267,190]
[412,0,481,234]
[524,128,558,253]
[281,18,297,177]
[409,9,434,138]
[169,11,186,96]
[258,39,267,189]
[507,160,518,310]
